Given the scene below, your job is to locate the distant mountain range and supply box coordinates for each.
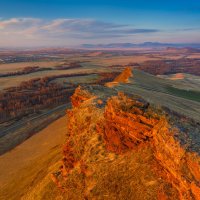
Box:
[82,42,200,49]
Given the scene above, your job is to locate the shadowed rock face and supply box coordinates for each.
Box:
[51,87,200,200]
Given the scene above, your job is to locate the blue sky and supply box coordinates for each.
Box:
[0,0,200,47]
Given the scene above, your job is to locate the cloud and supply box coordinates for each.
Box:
[40,18,159,39]
[0,18,200,47]
[0,18,42,31]
[0,18,160,46]
[176,27,200,31]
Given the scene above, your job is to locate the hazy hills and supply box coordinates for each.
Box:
[82,42,200,49]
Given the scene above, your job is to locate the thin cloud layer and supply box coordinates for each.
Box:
[0,18,159,46]
[0,18,199,47]
[41,19,158,38]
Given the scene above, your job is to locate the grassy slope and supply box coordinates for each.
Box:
[116,69,200,122]
[0,104,67,155]
[165,86,200,102]
[158,73,200,92]
[0,116,67,200]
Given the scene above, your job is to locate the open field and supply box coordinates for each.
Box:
[90,55,162,66]
[0,104,68,155]
[80,52,200,66]
[0,63,109,90]
[185,54,200,59]
[0,116,67,200]
[158,73,200,91]
[0,50,199,90]
[0,61,62,74]
[0,68,93,90]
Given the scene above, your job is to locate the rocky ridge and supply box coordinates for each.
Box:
[50,78,200,199]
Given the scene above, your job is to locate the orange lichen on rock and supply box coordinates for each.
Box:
[152,120,200,200]
[191,182,200,200]
[97,92,158,153]
[186,153,200,182]
[152,120,190,199]
[105,67,133,87]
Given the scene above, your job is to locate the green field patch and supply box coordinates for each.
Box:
[166,86,200,102]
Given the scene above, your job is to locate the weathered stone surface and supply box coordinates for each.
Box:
[52,86,200,200]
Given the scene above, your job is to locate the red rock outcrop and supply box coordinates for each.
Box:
[70,86,95,107]
[97,92,157,153]
[52,87,200,200]
[114,67,133,83]
[105,67,133,87]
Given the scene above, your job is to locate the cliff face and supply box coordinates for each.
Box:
[51,86,200,200]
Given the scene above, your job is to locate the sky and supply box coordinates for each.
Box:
[0,0,200,47]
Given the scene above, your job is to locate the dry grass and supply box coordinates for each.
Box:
[0,61,61,74]
[93,55,161,66]
[0,116,67,200]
